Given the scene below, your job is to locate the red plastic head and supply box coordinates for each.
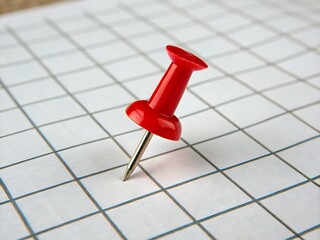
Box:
[126,45,208,140]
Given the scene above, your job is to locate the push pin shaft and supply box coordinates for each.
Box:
[123,45,207,181]
[123,131,153,181]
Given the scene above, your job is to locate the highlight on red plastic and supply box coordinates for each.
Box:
[126,45,208,141]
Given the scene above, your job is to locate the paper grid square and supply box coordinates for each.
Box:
[82,166,159,208]
[37,214,121,240]
[24,96,84,125]
[245,114,317,151]
[112,20,153,37]
[277,138,320,179]
[132,2,170,16]
[0,108,32,136]
[168,173,251,219]
[278,52,320,78]
[150,12,191,28]
[0,61,48,86]
[252,38,305,62]
[86,41,137,64]
[213,51,265,74]
[191,77,252,107]
[94,9,133,25]
[0,88,16,111]
[235,66,295,91]
[28,37,76,58]
[0,203,29,239]
[181,109,237,144]
[0,154,72,198]
[188,37,239,57]
[261,183,320,233]
[57,68,114,93]
[292,27,320,47]
[294,104,320,131]
[60,138,128,177]
[93,106,138,136]
[217,94,284,128]
[75,84,134,113]
[307,76,320,88]
[159,225,209,240]
[239,4,282,19]
[227,25,276,46]
[0,129,51,167]
[123,73,162,99]
[14,23,59,42]
[0,30,17,47]
[207,14,251,32]
[202,203,292,239]
[42,51,94,75]
[142,148,215,187]
[93,106,139,136]
[54,17,98,33]
[263,82,320,110]
[266,16,310,32]
[187,4,226,18]
[107,193,191,240]
[40,116,107,150]
[0,45,32,65]
[300,229,320,240]
[194,131,269,169]
[16,182,97,232]
[9,78,66,105]
[129,31,176,52]
[104,55,159,81]
[0,184,9,203]
[168,24,213,43]
[226,155,306,198]
[70,29,117,48]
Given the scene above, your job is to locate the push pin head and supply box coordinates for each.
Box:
[123,45,207,181]
[126,45,208,140]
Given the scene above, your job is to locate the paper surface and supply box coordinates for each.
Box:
[1,0,320,239]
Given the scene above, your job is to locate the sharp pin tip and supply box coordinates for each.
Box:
[122,171,130,181]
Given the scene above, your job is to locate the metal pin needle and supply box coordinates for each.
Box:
[123,131,153,181]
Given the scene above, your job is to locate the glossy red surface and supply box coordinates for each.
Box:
[126,45,208,141]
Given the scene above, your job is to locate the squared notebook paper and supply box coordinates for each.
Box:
[0,0,320,239]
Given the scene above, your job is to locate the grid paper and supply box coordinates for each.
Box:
[0,0,320,239]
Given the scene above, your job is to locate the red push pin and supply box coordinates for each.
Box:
[123,45,208,181]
